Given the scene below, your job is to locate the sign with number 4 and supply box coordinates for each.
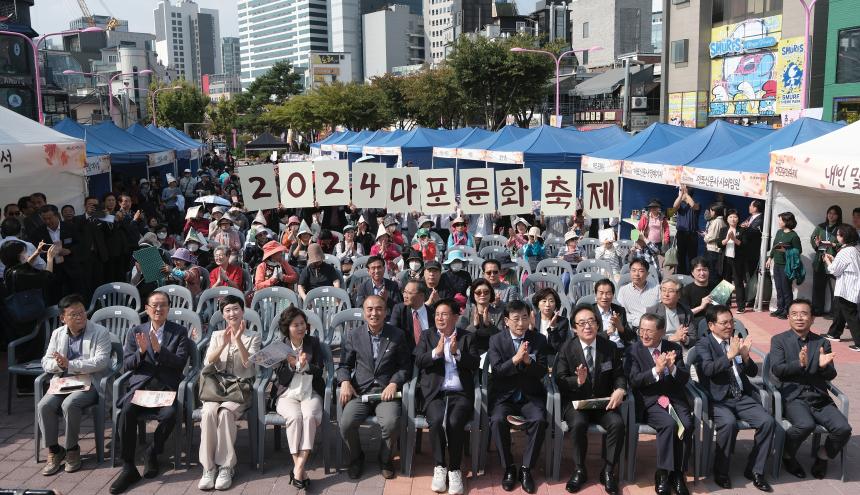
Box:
[313,160,350,206]
[236,163,279,211]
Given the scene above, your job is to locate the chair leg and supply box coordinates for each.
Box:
[274,425,282,451]
[34,400,41,463]
[7,372,14,415]
[94,408,105,464]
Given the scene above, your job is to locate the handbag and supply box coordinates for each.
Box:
[198,363,253,404]
[663,238,678,267]
[3,269,46,322]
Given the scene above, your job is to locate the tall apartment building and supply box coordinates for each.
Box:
[569,0,653,69]
[238,0,330,89]
[362,5,425,79]
[153,0,221,86]
[425,0,492,65]
[221,37,241,75]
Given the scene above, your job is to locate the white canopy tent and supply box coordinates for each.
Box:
[0,106,88,212]
[757,121,860,308]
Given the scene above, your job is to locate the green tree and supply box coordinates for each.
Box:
[234,61,303,114]
[207,98,238,139]
[370,73,412,129]
[261,94,325,134]
[149,80,210,129]
[402,67,469,128]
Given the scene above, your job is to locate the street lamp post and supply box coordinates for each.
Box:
[510,45,602,127]
[797,0,817,110]
[151,86,182,126]
[107,69,153,126]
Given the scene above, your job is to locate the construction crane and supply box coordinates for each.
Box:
[76,0,120,30]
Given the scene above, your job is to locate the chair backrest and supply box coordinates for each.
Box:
[521,272,564,299]
[242,268,254,293]
[673,274,694,287]
[167,308,204,344]
[543,241,563,259]
[267,309,323,343]
[158,284,194,310]
[326,308,365,345]
[196,266,210,290]
[36,305,62,351]
[535,258,574,280]
[479,245,508,260]
[575,259,613,278]
[615,239,634,261]
[209,307,265,340]
[346,268,369,299]
[465,256,484,281]
[324,253,340,268]
[578,238,601,259]
[251,286,300,337]
[479,234,507,248]
[88,282,142,313]
[303,286,352,332]
[353,255,371,270]
[577,294,597,306]
[91,306,141,344]
[195,286,245,328]
[617,273,632,288]
[568,271,607,302]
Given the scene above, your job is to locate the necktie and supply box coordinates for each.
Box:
[652,348,668,376]
[721,341,744,398]
[585,345,594,377]
[412,310,422,345]
[512,337,524,403]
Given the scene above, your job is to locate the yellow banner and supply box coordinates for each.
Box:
[775,37,805,114]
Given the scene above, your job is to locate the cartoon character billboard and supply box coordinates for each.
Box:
[708,16,781,118]
[775,37,805,114]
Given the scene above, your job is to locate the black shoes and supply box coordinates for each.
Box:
[565,468,587,493]
[380,459,396,479]
[654,470,670,495]
[713,472,731,489]
[811,456,828,479]
[501,465,517,491]
[519,466,536,494]
[600,466,619,495]
[142,445,159,479]
[347,452,365,480]
[744,469,773,492]
[671,470,689,495]
[782,456,806,478]
[109,466,141,494]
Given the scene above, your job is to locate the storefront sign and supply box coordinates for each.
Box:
[775,37,805,115]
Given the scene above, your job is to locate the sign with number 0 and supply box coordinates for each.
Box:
[236,163,278,211]
[352,162,388,208]
[278,162,315,208]
[312,160,350,207]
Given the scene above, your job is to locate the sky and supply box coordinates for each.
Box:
[32,0,240,38]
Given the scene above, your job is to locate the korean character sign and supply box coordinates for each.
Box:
[540,169,577,216]
[312,160,350,207]
[236,163,279,211]
[352,162,389,208]
[420,168,456,214]
[495,168,532,215]
[387,167,420,213]
[278,162,315,208]
[582,172,620,218]
[459,168,496,214]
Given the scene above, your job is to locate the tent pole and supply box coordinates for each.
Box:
[617,176,624,240]
[755,182,775,311]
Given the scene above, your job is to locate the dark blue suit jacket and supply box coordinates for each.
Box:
[624,339,690,419]
[121,321,190,404]
[694,334,758,402]
[487,330,548,409]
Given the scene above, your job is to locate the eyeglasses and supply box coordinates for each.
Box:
[147,303,169,310]
[484,270,499,275]
[789,311,811,318]
[714,319,734,327]
[64,311,86,319]
[575,318,597,328]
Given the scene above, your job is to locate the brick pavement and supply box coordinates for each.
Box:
[1,310,858,494]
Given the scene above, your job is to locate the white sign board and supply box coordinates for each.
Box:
[236,163,279,211]
[582,172,620,218]
[420,168,456,214]
[312,160,350,206]
[278,162,315,208]
[459,168,496,214]
[540,169,578,216]
[495,168,532,215]
[387,167,421,213]
[352,162,389,208]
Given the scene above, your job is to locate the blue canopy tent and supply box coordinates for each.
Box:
[582,123,698,174]
[571,125,632,149]
[94,122,177,184]
[455,125,534,172]
[619,120,773,240]
[485,125,614,198]
[331,130,375,160]
[127,123,199,174]
[319,130,357,155]
[311,130,344,155]
[359,129,407,165]
[345,130,388,166]
[430,128,496,190]
[148,125,204,167]
[366,127,473,169]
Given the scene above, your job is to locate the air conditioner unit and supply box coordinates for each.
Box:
[631,96,648,109]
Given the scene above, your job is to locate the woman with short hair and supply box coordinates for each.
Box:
[823,224,860,350]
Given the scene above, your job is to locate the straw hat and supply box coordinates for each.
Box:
[564,230,580,243]
[527,226,542,238]
[512,217,530,228]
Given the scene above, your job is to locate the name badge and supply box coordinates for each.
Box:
[601,361,613,372]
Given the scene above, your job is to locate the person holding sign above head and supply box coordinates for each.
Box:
[110,291,190,494]
[488,300,549,494]
[254,241,298,291]
[38,294,112,476]
[624,313,692,495]
[337,295,412,479]
[414,298,480,495]
[554,305,627,495]
[197,295,261,491]
[694,305,774,491]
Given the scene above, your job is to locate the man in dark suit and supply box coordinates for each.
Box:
[488,300,549,494]
[414,299,480,495]
[34,205,82,303]
[73,196,109,298]
[694,305,774,491]
[624,313,693,495]
[337,295,412,479]
[353,255,402,316]
[739,199,764,308]
[646,278,696,348]
[591,278,635,348]
[389,280,432,355]
[770,298,852,480]
[110,290,190,494]
[555,305,627,494]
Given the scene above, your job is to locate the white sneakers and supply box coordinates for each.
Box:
[215,466,234,490]
[198,468,217,490]
[431,466,448,492]
[448,470,465,495]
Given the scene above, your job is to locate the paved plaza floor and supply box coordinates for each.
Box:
[1,310,858,494]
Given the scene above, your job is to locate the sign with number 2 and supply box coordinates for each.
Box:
[312,160,350,207]
[236,163,278,211]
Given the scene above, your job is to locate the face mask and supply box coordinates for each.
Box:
[409,261,422,271]
[266,260,279,267]
[157,232,167,240]
[449,261,463,272]
[187,244,199,252]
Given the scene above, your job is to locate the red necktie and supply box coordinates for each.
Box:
[653,347,670,408]
[412,310,422,344]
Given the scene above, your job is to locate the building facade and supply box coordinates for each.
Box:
[823,0,860,123]
[238,0,330,89]
[569,0,653,69]
[221,36,241,75]
[660,0,828,127]
[153,0,221,86]
[362,5,425,79]
[203,73,242,100]
[425,0,492,65]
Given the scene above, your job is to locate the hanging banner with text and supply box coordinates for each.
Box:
[681,166,768,199]
[622,160,682,185]
[582,172,620,218]
[540,169,578,216]
[581,155,623,174]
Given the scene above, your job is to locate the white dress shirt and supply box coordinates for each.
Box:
[432,330,463,392]
[711,334,745,391]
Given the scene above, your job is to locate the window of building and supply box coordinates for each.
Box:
[837,27,860,84]
[671,39,688,63]
[582,22,589,38]
[712,0,782,24]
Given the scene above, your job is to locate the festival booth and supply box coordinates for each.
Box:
[148,125,206,162]
[431,127,495,168]
[332,130,375,160]
[619,120,773,239]
[319,130,356,155]
[763,120,860,304]
[127,123,198,175]
[245,132,290,161]
[582,123,697,174]
[94,122,176,184]
[345,130,389,166]
[0,106,88,211]
[365,127,473,169]
[454,125,534,173]
[571,125,631,149]
[310,130,344,157]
